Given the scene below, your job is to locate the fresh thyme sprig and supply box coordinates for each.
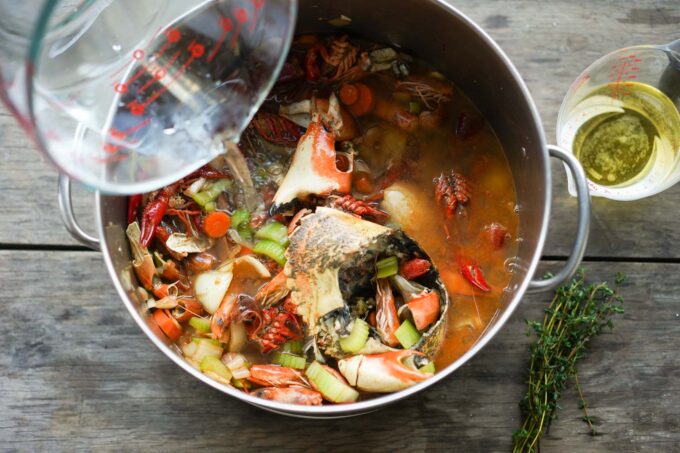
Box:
[512,270,625,452]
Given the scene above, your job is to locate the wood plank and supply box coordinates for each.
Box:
[0,251,677,451]
[0,0,678,253]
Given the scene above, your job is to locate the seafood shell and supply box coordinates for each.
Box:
[284,207,449,359]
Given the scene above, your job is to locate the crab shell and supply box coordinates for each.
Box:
[272,122,352,211]
[284,207,449,359]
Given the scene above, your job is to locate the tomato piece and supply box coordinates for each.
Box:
[399,258,431,280]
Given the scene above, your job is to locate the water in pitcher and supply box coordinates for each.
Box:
[2,0,295,193]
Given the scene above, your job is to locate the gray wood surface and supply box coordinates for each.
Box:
[1,1,680,452]
[0,0,679,258]
[2,254,678,452]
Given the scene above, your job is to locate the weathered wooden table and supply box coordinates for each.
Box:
[1,1,679,451]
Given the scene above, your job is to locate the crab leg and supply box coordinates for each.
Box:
[338,350,432,393]
[125,222,156,291]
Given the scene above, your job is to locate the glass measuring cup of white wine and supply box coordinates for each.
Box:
[557,39,680,201]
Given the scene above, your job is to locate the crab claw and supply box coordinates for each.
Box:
[252,387,323,406]
[272,121,352,210]
[338,350,432,393]
[126,222,156,291]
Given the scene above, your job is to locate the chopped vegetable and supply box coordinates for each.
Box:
[165,233,212,254]
[400,258,431,280]
[339,319,370,353]
[255,221,289,246]
[419,362,435,374]
[230,208,251,229]
[153,309,182,341]
[228,322,248,352]
[403,291,440,331]
[191,179,232,207]
[200,355,233,382]
[340,83,375,116]
[189,316,211,333]
[192,337,220,346]
[394,319,421,349]
[409,101,422,114]
[237,224,254,242]
[281,339,304,354]
[203,211,232,238]
[194,262,234,314]
[233,379,251,390]
[191,338,224,362]
[273,352,307,369]
[222,353,251,380]
[306,361,359,403]
[339,84,359,105]
[376,256,399,279]
[253,240,287,267]
[459,257,491,292]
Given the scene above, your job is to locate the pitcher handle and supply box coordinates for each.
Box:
[528,145,590,293]
[58,174,100,251]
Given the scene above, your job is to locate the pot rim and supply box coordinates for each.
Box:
[95,0,550,417]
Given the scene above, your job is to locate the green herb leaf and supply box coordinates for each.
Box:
[512,270,624,452]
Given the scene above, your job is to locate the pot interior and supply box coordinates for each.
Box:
[97,0,549,415]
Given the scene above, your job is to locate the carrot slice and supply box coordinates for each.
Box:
[339,84,359,105]
[348,83,375,116]
[153,309,183,341]
[203,211,231,238]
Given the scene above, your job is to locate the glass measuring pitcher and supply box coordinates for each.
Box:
[0,0,296,194]
[557,39,680,201]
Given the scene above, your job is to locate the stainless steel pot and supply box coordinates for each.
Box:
[58,0,590,417]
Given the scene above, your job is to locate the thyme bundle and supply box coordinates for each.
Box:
[512,270,625,452]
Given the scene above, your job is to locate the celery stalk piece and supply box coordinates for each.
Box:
[253,240,287,266]
[200,356,233,381]
[189,316,211,333]
[339,319,370,353]
[305,361,359,403]
[376,256,399,278]
[255,221,290,246]
[394,319,421,349]
[273,352,307,369]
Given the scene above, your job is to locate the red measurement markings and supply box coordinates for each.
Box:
[230,7,249,50]
[108,26,162,80]
[208,16,233,62]
[609,54,641,99]
[102,118,151,156]
[142,43,205,109]
[112,27,178,91]
[136,50,180,94]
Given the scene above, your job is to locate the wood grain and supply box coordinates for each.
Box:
[1,252,678,452]
[0,0,679,258]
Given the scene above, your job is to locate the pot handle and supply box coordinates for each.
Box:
[528,145,590,293]
[57,174,100,251]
